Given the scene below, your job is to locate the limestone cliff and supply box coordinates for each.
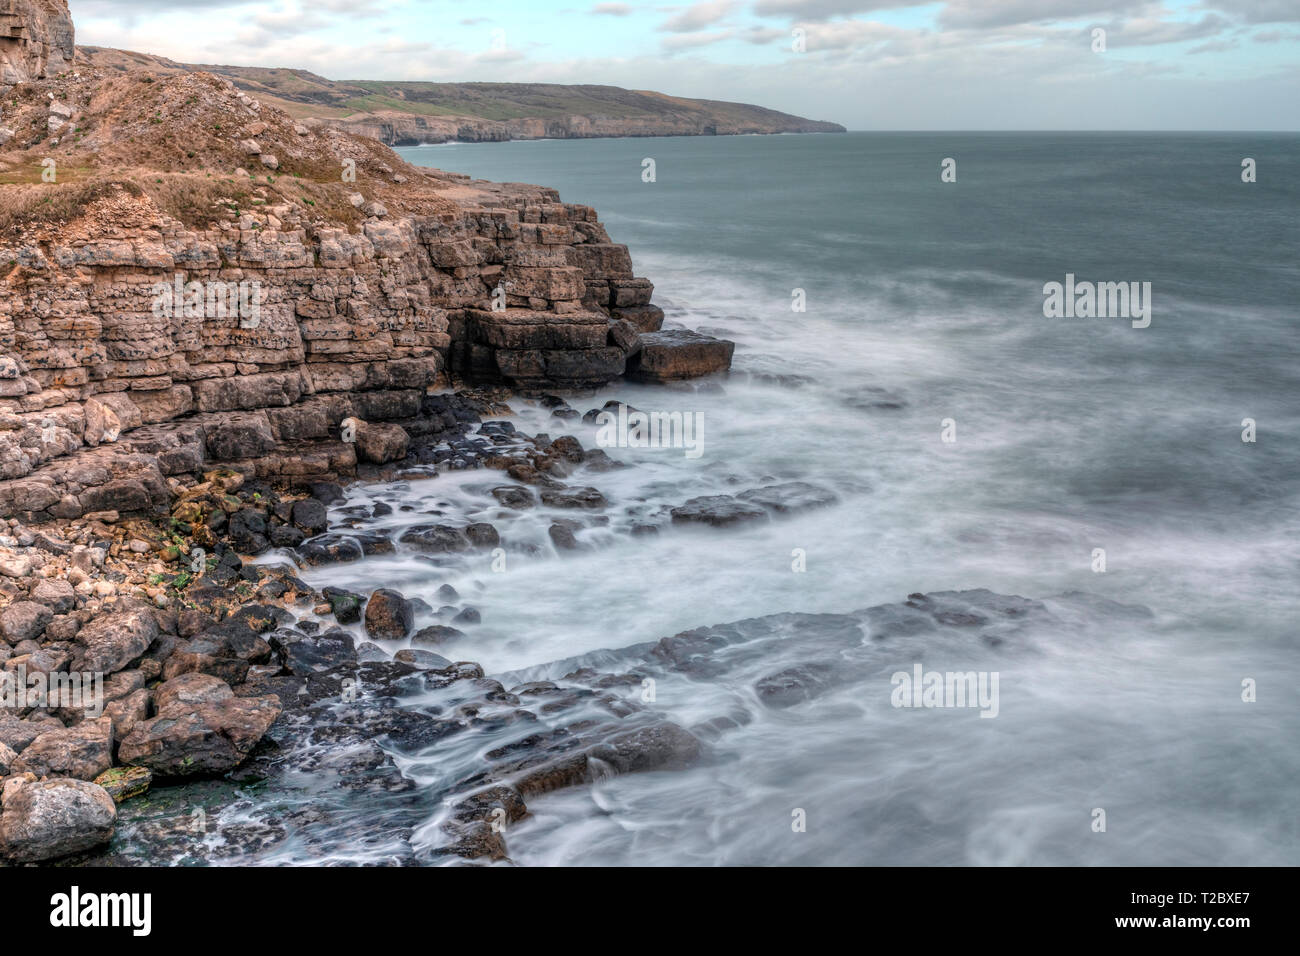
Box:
[0,0,72,84]
[0,63,729,523]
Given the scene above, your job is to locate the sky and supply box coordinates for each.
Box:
[70,1,1300,129]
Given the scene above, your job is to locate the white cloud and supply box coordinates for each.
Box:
[659,1,737,33]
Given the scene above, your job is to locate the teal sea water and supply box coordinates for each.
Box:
[285,131,1300,865]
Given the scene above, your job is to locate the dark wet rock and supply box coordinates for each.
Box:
[297,533,362,565]
[901,590,1044,642]
[488,719,703,799]
[582,448,623,472]
[291,498,329,534]
[323,586,364,624]
[158,608,280,681]
[437,584,460,603]
[755,661,839,708]
[546,435,587,464]
[737,481,839,514]
[491,485,536,509]
[511,680,560,696]
[449,784,528,827]
[541,487,607,510]
[0,778,117,863]
[433,819,507,861]
[308,482,345,505]
[394,649,454,670]
[452,607,481,626]
[400,524,470,553]
[465,522,500,549]
[670,495,767,527]
[411,625,465,647]
[298,531,393,565]
[548,519,580,550]
[272,628,358,676]
[589,722,702,774]
[365,589,415,641]
[583,400,641,425]
[356,642,389,663]
[228,509,271,555]
[270,524,305,548]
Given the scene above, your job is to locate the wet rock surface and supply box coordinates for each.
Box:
[53,577,1127,866]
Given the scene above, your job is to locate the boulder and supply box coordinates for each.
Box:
[12,717,114,781]
[540,487,606,510]
[627,329,734,382]
[30,578,77,614]
[354,421,409,464]
[118,689,282,777]
[0,778,117,864]
[737,482,839,514]
[670,495,767,527]
[410,625,465,647]
[272,628,358,675]
[364,589,414,640]
[322,586,364,624]
[291,498,329,533]
[399,524,469,553]
[0,601,53,644]
[74,606,158,674]
[0,712,63,752]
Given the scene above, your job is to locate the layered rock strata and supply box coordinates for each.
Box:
[0,63,732,522]
[0,0,72,86]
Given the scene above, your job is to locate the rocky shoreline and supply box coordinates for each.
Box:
[0,376,1074,864]
[0,382,852,864]
[0,1,751,864]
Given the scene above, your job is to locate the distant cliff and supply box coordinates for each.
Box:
[77,47,847,145]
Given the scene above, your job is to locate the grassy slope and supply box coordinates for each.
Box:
[77,48,846,131]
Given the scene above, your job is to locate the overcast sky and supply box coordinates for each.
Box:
[70,1,1300,129]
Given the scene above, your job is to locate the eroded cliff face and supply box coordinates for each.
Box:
[327,110,844,147]
[0,0,73,84]
[0,67,709,524]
